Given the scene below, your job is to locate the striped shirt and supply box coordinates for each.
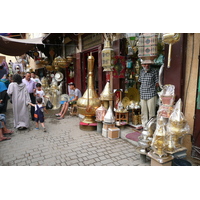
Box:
[138,68,158,100]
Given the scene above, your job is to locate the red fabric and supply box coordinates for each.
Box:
[79,122,97,126]
[80,122,89,125]
[126,132,141,142]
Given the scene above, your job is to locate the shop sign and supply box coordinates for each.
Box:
[82,33,103,50]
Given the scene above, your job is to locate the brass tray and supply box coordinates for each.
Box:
[122,97,130,108]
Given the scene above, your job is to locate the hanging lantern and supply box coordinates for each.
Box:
[45,65,55,71]
[102,39,114,71]
[53,56,67,69]
[66,55,73,64]
[162,33,181,68]
[52,35,69,69]
[137,33,158,64]
[126,59,133,69]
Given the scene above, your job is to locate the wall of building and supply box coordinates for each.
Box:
[0,53,16,63]
[183,33,200,156]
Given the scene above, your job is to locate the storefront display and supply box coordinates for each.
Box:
[100,81,113,109]
[95,105,107,122]
[165,99,190,153]
[158,84,175,118]
[104,106,115,124]
[77,53,101,125]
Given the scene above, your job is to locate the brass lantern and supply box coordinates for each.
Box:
[66,55,73,64]
[100,81,113,101]
[53,56,67,69]
[77,53,101,124]
[102,39,114,71]
[45,65,55,71]
[162,33,180,68]
[100,81,113,109]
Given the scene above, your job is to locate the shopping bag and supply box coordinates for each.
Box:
[46,100,53,109]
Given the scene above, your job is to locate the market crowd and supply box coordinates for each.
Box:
[0,62,82,142]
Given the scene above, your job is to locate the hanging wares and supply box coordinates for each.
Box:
[137,33,158,64]
[53,56,67,69]
[102,39,114,71]
[162,33,181,68]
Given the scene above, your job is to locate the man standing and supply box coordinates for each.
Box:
[138,62,159,129]
[31,72,41,84]
[22,72,36,120]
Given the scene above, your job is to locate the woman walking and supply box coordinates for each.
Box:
[7,74,31,130]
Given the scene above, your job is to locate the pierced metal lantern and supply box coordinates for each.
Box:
[53,56,67,69]
[138,33,158,64]
[95,105,107,121]
[102,39,114,71]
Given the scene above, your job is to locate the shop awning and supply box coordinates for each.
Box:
[0,35,44,56]
[43,33,78,47]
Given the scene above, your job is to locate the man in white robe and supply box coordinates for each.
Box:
[7,75,31,129]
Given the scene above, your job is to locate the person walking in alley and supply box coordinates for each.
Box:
[138,62,159,129]
[29,97,47,132]
[35,83,48,104]
[22,72,36,121]
[7,74,31,130]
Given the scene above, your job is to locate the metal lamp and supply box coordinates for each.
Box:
[137,33,158,64]
[102,39,114,71]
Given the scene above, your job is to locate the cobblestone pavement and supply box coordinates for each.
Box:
[0,102,149,166]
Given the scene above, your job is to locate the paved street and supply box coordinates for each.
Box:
[0,102,148,166]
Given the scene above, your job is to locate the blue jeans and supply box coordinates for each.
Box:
[0,114,6,128]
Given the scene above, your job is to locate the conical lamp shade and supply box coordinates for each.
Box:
[100,81,113,101]
[104,106,115,123]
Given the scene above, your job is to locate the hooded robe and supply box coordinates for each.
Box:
[7,82,31,129]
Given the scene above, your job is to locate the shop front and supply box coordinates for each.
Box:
[74,34,106,95]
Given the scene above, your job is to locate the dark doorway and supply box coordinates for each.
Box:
[81,46,106,95]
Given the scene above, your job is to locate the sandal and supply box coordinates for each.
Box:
[18,127,27,130]
[3,130,14,135]
[0,137,11,142]
[55,114,61,117]
[57,117,64,120]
